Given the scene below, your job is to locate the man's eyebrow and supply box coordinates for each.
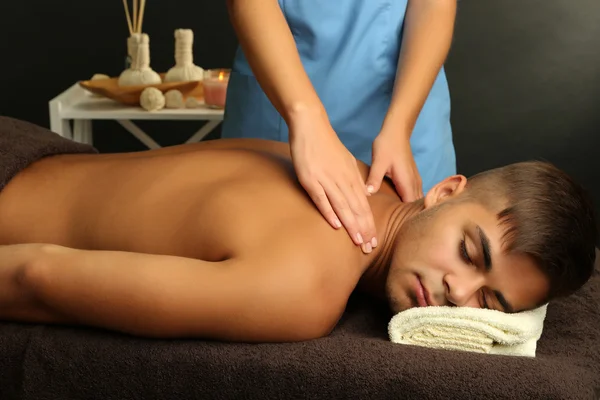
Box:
[494,290,514,313]
[476,225,492,271]
[475,226,514,313]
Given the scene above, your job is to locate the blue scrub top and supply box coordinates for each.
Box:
[221,0,456,193]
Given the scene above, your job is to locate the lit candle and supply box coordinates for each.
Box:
[203,69,230,108]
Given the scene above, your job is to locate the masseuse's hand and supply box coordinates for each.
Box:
[289,112,377,253]
[366,131,423,202]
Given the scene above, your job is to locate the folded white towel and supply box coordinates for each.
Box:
[388,304,548,357]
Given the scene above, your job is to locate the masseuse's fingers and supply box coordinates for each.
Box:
[308,178,363,247]
[336,167,378,252]
[289,116,377,253]
[304,180,344,231]
[367,132,424,203]
[392,158,424,202]
[394,173,423,203]
[330,182,373,252]
[366,155,389,195]
[304,172,375,253]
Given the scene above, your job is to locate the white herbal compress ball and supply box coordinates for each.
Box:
[185,96,203,109]
[118,33,162,86]
[164,29,204,83]
[140,87,165,111]
[165,90,185,109]
[91,73,110,81]
[89,74,110,97]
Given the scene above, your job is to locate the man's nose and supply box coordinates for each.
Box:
[444,271,485,307]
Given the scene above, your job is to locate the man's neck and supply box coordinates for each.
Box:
[356,196,424,300]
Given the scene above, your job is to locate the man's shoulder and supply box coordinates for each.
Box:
[223,216,365,338]
[255,223,364,292]
[241,226,361,334]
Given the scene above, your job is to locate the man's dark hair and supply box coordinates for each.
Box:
[466,161,598,302]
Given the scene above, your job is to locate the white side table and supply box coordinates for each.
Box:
[49,83,225,149]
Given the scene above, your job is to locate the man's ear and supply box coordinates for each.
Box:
[423,175,467,209]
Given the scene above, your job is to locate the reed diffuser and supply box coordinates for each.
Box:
[118,0,161,86]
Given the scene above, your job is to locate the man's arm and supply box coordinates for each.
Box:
[380,0,457,137]
[1,243,340,342]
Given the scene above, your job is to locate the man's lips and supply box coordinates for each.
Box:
[415,276,429,307]
[422,282,434,306]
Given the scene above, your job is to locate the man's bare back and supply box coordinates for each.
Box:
[0,138,403,342]
[0,139,395,256]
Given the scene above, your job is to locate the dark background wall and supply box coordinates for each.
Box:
[0,0,238,150]
[0,0,599,230]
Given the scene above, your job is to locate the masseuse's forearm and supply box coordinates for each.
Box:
[381,0,457,138]
[226,0,326,126]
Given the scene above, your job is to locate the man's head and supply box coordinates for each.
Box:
[386,161,598,314]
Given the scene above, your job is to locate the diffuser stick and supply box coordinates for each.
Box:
[138,0,147,33]
[122,0,133,35]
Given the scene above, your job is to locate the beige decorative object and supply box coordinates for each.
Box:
[165,90,185,109]
[165,29,204,83]
[89,74,110,97]
[118,0,161,87]
[91,74,110,81]
[140,87,165,111]
[185,96,203,109]
[79,76,200,106]
[118,33,162,87]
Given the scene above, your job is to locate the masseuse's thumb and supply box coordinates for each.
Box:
[366,156,388,195]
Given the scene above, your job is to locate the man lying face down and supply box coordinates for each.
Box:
[0,134,596,342]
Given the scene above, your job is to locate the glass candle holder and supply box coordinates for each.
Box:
[203,69,230,109]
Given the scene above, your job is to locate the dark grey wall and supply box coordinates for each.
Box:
[446,1,600,185]
[1,1,599,230]
[0,0,237,149]
[445,0,600,240]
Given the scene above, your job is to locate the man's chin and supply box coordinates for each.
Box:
[387,292,416,314]
[385,270,420,313]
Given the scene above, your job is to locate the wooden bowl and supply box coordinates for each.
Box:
[79,74,204,106]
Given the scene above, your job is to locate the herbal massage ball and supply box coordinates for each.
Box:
[89,74,110,97]
[165,90,185,109]
[140,87,165,111]
[118,33,162,86]
[164,29,204,83]
[91,74,110,81]
[185,96,203,109]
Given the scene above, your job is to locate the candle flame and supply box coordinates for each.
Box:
[218,71,225,81]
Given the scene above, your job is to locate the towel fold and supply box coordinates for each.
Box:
[388,304,548,357]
